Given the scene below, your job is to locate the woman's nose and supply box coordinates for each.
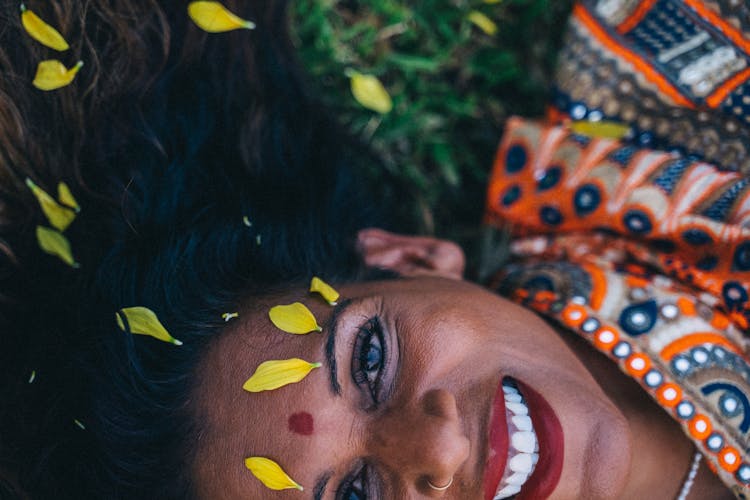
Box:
[369,389,471,495]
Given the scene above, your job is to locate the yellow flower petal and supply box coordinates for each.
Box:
[244,457,303,491]
[57,182,80,212]
[115,306,183,345]
[268,302,322,334]
[349,72,393,114]
[222,312,239,322]
[570,120,631,139]
[243,358,321,393]
[20,3,69,51]
[32,60,83,91]
[188,1,255,32]
[36,225,78,267]
[309,276,339,306]
[26,178,77,231]
[468,11,498,36]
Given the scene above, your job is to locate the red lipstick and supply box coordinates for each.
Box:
[484,378,509,500]
[516,380,563,500]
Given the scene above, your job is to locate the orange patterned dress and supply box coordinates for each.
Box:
[484,1,750,496]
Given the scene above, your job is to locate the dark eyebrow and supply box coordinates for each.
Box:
[313,471,332,500]
[325,297,354,396]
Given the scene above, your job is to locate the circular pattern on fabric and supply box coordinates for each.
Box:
[737,464,750,484]
[536,166,562,191]
[696,255,718,271]
[676,401,695,419]
[723,281,749,311]
[540,205,564,226]
[644,370,663,388]
[612,341,632,358]
[501,185,522,206]
[707,433,724,452]
[672,355,693,377]
[733,241,750,271]
[720,393,743,418]
[581,317,600,334]
[573,184,601,216]
[506,144,528,173]
[618,299,658,336]
[623,209,653,235]
[681,228,713,245]
[660,303,679,320]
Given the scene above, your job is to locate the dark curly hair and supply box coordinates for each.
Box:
[0,1,390,497]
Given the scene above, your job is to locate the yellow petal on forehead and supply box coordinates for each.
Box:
[32,60,83,91]
[115,306,183,345]
[309,276,339,306]
[570,120,631,139]
[349,71,393,114]
[187,1,256,32]
[20,3,70,51]
[242,358,321,392]
[268,302,322,334]
[57,182,80,212]
[26,178,77,232]
[36,226,79,268]
[467,10,498,36]
[244,457,303,491]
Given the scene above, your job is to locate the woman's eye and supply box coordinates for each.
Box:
[352,317,385,404]
[338,466,371,500]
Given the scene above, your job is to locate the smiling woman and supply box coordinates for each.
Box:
[0,0,748,499]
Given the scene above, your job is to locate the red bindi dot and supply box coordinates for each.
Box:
[288,412,314,436]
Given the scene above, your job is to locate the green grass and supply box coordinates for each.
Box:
[291,0,573,274]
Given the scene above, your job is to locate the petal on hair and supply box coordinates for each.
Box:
[570,120,631,139]
[309,276,339,306]
[244,457,303,491]
[349,72,393,114]
[268,302,322,334]
[222,312,239,322]
[32,60,83,91]
[467,10,498,35]
[242,358,321,393]
[187,1,255,32]
[57,182,80,212]
[20,4,69,51]
[115,306,183,345]
[26,178,77,231]
[36,226,78,267]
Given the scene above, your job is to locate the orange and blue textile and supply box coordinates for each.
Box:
[485,116,750,497]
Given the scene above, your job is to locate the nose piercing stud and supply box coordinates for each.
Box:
[427,476,453,492]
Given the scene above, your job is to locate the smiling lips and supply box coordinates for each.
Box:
[484,377,564,500]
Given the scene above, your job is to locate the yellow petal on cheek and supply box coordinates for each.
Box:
[309,276,339,305]
[570,120,631,139]
[20,3,70,51]
[187,1,256,32]
[221,312,238,322]
[26,178,77,231]
[32,60,83,91]
[349,72,393,114]
[36,226,79,267]
[268,302,322,334]
[115,306,183,345]
[467,10,498,36]
[242,358,321,392]
[244,457,303,491]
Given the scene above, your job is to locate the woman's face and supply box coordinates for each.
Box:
[193,277,631,499]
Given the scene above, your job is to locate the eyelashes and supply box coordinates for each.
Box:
[351,316,386,407]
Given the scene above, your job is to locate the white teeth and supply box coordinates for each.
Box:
[506,472,528,485]
[509,453,533,473]
[493,380,541,500]
[504,392,523,403]
[511,431,537,453]
[512,415,532,431]
[505,402,528,415]
[495,484,522,497]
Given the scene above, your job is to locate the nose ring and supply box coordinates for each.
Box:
[427,476,453,492]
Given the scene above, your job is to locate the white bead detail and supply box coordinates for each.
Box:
[676,452,702,500]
